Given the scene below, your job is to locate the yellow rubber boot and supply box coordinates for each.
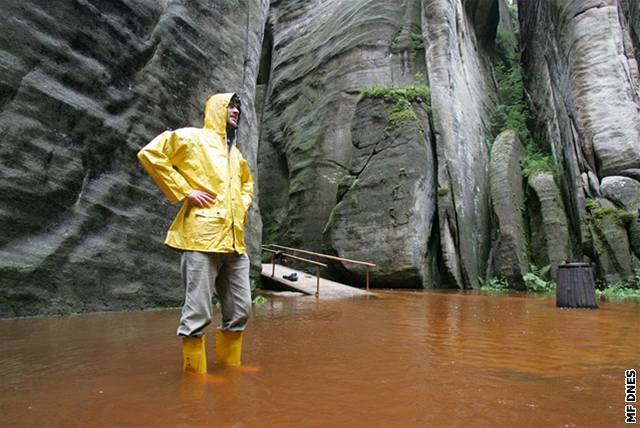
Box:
[215,329,243,366]
[182,336,207,374]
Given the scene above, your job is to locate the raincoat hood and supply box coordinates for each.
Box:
[204,93,236,134]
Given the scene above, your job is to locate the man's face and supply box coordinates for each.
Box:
[227,102,240,130]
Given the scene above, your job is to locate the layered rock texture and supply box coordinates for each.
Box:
[519,0,640,282]
[600,176,640,258]
[0,0,268,316]
[2,0,640,316]
[324,95,435,287]
[526,172,571,278]
[489,131,527,287]
[585,198,635,283]
[258,0,427,251]
[259,0,496,289]
[422,0,495,288]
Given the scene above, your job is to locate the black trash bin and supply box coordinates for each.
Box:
[555,262,598,309]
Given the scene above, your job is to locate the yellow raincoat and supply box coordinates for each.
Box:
[137,93,254,253]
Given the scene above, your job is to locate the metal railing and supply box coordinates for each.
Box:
[262,247,327,296]
[261,244,376,293]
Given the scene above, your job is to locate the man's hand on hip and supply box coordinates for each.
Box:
[187,190,217,208]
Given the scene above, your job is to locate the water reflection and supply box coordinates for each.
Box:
[1,291,638,427]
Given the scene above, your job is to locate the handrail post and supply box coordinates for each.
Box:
[271,253,275,277]
[316,266,320,297]
[365,266,370,291]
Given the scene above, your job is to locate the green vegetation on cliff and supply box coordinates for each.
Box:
[491,29,552,177]
[359,84,430,134]
[584,199,637,227]
[595,269,640,301]
[359,84,429,104]
[481,264,640,301]
[480,264,556,293]
[391,17,424,53]
[522,264,556,293]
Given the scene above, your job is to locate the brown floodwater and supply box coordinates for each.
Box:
[1,290,638,427]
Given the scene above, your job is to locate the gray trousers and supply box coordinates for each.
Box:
[177,251,251,337]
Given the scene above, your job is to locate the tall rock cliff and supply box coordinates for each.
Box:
[519,0,640,280]
[0,0,268,316]
[422,0,496,288]
[258,0,498,288]
[258,0,426,251]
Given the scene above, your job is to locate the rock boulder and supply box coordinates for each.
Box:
[600,176,640,259]
[585,198,635,283]
[489,130,527,286]
[324,95,435,287]
[527,172,572,278]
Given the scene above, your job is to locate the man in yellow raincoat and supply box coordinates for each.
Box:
[137,93,254,373]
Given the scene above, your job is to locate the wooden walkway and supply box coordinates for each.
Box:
[261,263,375,299]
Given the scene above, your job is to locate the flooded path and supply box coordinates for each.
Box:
[1,291,638,427]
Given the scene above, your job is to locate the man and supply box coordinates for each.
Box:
[137,93,254,374]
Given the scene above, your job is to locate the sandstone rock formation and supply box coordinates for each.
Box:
[585,198,635,283]
[600,176,640,259]
[522,1,640,178]
[527,172,571,278]
[324,95,435,287]
[422,0,495,288]
[0,0,268,316]
[258,0,426,252]
[489,130,527,286]
[518,0,640,277]
[257,0,499,289]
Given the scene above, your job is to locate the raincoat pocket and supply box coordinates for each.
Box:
[194,207,226,219]
[192,207,227,240]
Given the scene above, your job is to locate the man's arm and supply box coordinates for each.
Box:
[137,131,194,204]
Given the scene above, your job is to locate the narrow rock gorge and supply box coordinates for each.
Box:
[1,0,638,316]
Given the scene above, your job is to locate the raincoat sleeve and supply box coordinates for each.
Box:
[137,131,193,204]
[240,157,254,212]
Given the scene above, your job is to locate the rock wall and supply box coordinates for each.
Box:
[527,172,571,278]
[257,0,426,249]
[600,176,640,259]
[622,0,640,64]
[0,0,269,316]
[489,130,527,286]
[324,96,435,287]
[519,0,640,281]
[422,0,495,288]
[585,198,635,283]
[258,0,498,289]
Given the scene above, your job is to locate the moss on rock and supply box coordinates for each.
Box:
[359,84,430,134]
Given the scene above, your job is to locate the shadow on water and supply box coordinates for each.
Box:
[0,290,638,427]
